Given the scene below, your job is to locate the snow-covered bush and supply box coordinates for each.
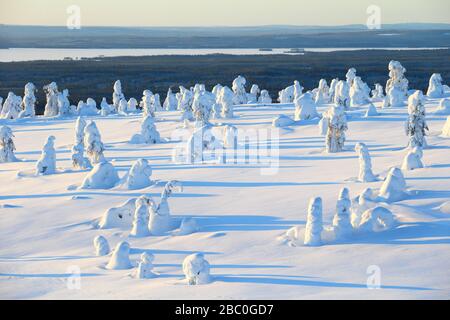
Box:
[93,235,110,256]
[18,82,36,118]
[334,80,350,108]
[112,80,125,112]
[325,105,348,153]
[100,98,113,116]
[121,159,153,190]
[405,90,428,148]
[294,92,320,121]
[80,161,119,189]
[118,99,128,115]
[36,136,56,175]
[106,241,133,270]
[84,121,105,164]
[371,83,384,100]
[140,90,154,117]
[0,92,22,120]
[315,79,330,104]
[378,167,407,202]
[183,253,211,285]
[304,197,323,246]
[427,73,444,98]
[130,116,161,144]
[258,90,272,104]
[248,84,260,103]
[332,188,352,239]
[443,116,450,137]
[272,114,295,128]
[163,88,178,111]
[365,103,378,117]
[434,98,450,115]
[136,252,156,279]
[148,180,182,235]
[351,188,376,227]
[357,207,395,232]
[71,117,91,169]
[130,196,151,237]
[0,126,18,163]
[232,75,247,105]
[355,142,376,182]
[219,86,234,119]
[99,198,136,229]
[43,82,59,117]
[350,76,370,107]
[385,61,408,107]
[278,84,295,104]
[401,147,423,171]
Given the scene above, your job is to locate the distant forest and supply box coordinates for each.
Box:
[1,49,449,114]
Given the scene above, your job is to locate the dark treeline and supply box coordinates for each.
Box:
[1,49,449,114]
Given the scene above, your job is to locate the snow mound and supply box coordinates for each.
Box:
[136,252,157,279]
[93,235,110,256]
[99,198,137,229]
[401,147,423,171]
[106,241,133,270]
[272,115,294,128]
[434,99,450,115]
[357,207,396,232]
[378,167,407,202]
[80,161,119,189]
[183,253,211,285]
[177,217,199,236]
[120,159,153,190]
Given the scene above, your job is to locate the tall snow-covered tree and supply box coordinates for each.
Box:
[18,82,37,118]
[258,90,272,104]
[0,126,18,163]
[36,136,56,175]
[140,90,154,117]
[130,115,161,144]
[219,86,235,119]
[122,159,153,190]
[346,68,357,86]
[130,196,151,237]
[355,142,376,182]
[127,98,138,113]
[325,105,348,153]
[232,75,247,105]
[294,92,320,121]
[163,88,178,111]
[84,121,105,164]
[106,241,133,270]
[334,80,350,109]
[179,87,194,121]
[193,91,215,125]
[426,73,444,98]
[71,117,91,169]
[385,61,409,107]
[112,80,125,112]
[0,92,22,119]
[183,253,211,285]
[350,76,370,107]
[43,82,60,117]
[405,90,428,148]
[152,93,162,111]
[248,84,260,103]
[315,79,330,104]
[332,188,353,239]
[304,197,323,246]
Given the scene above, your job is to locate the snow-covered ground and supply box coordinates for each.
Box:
[0,97,449,299]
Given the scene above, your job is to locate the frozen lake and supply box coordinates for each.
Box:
[0,47,447,62]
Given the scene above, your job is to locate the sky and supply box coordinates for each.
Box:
[0,0,449,27]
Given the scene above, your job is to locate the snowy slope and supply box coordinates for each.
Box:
[0,97,449,299]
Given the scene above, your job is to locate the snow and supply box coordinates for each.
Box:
[93,235,110,256]
[106,241,133,270]
[0,84,449,299]
[80,161,120,189]
[182,253,211,285]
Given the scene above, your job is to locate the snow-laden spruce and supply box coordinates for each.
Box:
[278,84,295,104]
[433,98,450,115]
[100,98,113,116]
[163,88,178,111]
[350,76,370,107]
[351,188,376,228]
[304,197,323,246]
[179,86,194,121]
[232,75,247,105]
[43,82,60,117]
[0,92,22,120]
[77,98,98,116]
[84,121,105,165]
[93,235,110,256]
[183,253,211,285]
[427,73,444,98]
[18,82,37,118]
[112,80,125,112]
[443,116,450,137]
[346,68,357,86]
[258,90,272,104]
[248,84,260,103]
[405,90,428,148]
[152,94,162,111]
[71,117,91,169]
[36,136,56,175]
[357,207,395,233]
[385,60,409,108]
[332,188,352,239]
[80,161,119,189]
[130,116,161,145]
[121,159,153,190]
[130,196,151,237]
[193,91,215,125]
[58,89,74,117]
[140,90,154,117]
[355,142,376,182]
[118,98,128,116]
[371,83,384,100]
[315,79,330,104]
[324,105,348,153]
[0,126,18,163]
[106,241,133,270]
[329,78,339,101]
[148,180,182,235]
[401,146,423,171]
[333,80,350,109]
[127,97,138,113]
[294,92,320,121]
[136,252,156,279]
[378,167,407,202]
[219,86,234,119]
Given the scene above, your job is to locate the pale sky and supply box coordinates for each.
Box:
[0,0,449,27]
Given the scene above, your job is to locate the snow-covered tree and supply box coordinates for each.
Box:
[183,253,211,285]
[179,87,194,121]
[80,161,119,189]
[163,88,177,111]
[427,73,444,98]
[112,80,125,112]
[71,117,91,169]
[219,86,235,119]
[178,217,199,235]
[248,84,260,103]
[140,90,154,117]
[212,84,223,98]
[325,105,348,153]
[148,180,182,235]
[378,167,407,202]
[351,188,376,227]
[18,82,37,118]
[294,92,320,121]
[57,89,72,117]
[329,78,339,102]
[193,91,215,125]
[385,61,409,107]
[443,116,450,137]
[77,98,98,116]
[0,126,18,163]
[130,196,151,237]
[130,116,161,144]
[106,241,133,270]
[122,159,153,190]
[350,76,370,107]
[258,90,272,104]
[401,146,423,171]
[278,84,295,104]
[93,235,110,256]
[84,121,105,164]
[43,82,60,117]
[293,80,304,101]
[332,188,352,239]
[346,68,357,86]
[127,98,138,113]
[334,80,350,108]
[36,136,56,175]
[434,98,450,115]
[0,92,22,119]
[100,97,113,116]
[232,75,247,105]
[355,142,376,182]
[405,90,428,148]
[152,93,162,111]
[304,197,323,246]
[358,207,395,232]
[315,79,330,104]
[118,98,128,115]
[371,83,384,100]
[136,252,156,279]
